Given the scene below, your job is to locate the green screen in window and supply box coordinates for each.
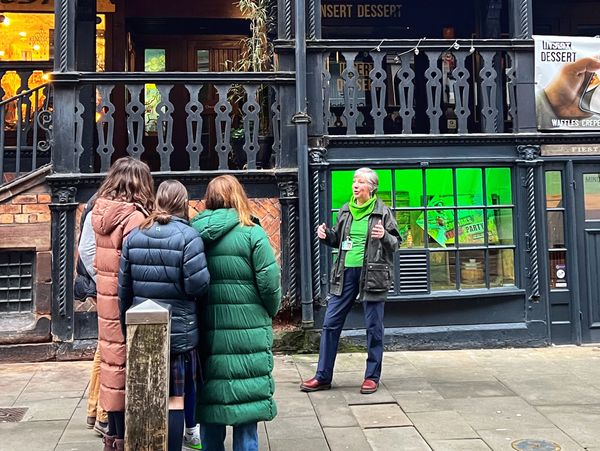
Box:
[330,169,392,210]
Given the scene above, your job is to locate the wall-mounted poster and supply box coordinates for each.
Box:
[534,35,600,130]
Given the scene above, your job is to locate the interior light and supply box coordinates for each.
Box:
[19,31,27,37]
[0,51,5,57]
[0,15,10,26]
[33,44,40,51]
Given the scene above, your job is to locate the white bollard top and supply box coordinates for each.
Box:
[125,299,171,325]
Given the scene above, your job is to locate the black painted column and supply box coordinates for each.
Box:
[278,180,299,311]
[76,0,97,173]
[508,0,537,133]
[53,0,79,173]
[308,143,327,304]
[50,187,78,341]
[516,145,545,337]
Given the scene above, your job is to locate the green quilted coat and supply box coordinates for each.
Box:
[191,208,281,425]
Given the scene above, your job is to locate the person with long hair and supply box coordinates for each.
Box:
[118,180,210,451]
[191,175,281,451]
[300,167,400,395]
[91,156,154,451]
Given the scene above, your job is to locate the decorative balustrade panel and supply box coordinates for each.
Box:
[319,40,523,136]
[0,83,52,185]
[53,72,294,173]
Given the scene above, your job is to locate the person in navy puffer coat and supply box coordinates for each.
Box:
[118,180,209,451]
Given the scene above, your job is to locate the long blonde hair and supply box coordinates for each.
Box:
[96,157,154,212]
[141,180,188,229]
[204,175,254,226]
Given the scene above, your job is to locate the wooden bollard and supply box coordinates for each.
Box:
[125,299,171,451]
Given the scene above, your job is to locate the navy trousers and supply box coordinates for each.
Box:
[316,267,385,384]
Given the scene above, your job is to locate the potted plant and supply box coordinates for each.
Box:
[228,0,275,169]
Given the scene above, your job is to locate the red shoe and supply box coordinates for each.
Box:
[360,379,378,394]
[300,377,332,392]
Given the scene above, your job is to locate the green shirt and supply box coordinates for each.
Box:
[345,215,369,267]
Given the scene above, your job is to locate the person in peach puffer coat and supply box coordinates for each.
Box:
[91,157,154,451]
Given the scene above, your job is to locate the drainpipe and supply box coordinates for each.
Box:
[293,0,314,328]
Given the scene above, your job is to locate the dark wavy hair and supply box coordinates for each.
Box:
[96,157,154,212]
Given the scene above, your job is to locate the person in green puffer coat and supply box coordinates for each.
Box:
[191,175,281,451]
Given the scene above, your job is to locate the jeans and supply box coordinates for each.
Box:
[201,422,258,451]
[86,345,107,422]
[316,267,385,384]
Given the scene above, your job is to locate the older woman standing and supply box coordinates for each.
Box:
[301,167,400,394]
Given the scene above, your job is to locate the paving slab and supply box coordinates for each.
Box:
[386,377,448,413]
[309,390,358,428]
[273,392,316,418]
[476,427,586,451]
[535,404,600,448]
[364,426,431,451]
[407,410,479,440]
[59,406,103,446]
[445,396,555,431]
[498,374,600,406]
[268,437,330,451]
[350,403,412,429]
[265,415,324,441]
[429,439,492,450]
[429,381,516,399]
[322,426,371,451]
[0,419,68,451]
[20,395,80,421]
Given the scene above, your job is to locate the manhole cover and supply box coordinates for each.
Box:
[0,407,28,423]
[512,439,561,450]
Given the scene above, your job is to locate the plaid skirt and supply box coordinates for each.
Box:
[169,348,200,397]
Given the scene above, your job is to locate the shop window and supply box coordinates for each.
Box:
[0,250,34,313]
[0,13,105,69]
[329,166,516,293]
[546,171,567,290]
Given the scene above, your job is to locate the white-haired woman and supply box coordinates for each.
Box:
[301,167,400,394]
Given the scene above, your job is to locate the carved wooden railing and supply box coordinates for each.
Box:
[51,72,296,173]
[0,83,53,185]
[310,39,533,136]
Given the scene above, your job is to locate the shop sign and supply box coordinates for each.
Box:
[534,35,600,131]
[555,263,567,288]
[0,0,115,13]
[541,144,600,156]
[321,0,402,24]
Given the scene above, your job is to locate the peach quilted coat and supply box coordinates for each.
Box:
[92,198,147,412]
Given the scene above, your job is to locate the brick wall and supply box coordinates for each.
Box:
[0,193,51,225]
[0,173,52,344]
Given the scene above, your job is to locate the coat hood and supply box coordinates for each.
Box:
[191,208,241,245]
[92,198,144,236]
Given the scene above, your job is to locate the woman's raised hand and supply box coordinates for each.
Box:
[371,219,385,239]
[317,223,327,239]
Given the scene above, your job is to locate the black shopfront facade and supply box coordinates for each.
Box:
[2,0,600,354]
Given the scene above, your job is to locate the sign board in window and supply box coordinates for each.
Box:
[321,0,403,23]
[534,35,600,131]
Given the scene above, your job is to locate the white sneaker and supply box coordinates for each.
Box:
[183,424,202,450]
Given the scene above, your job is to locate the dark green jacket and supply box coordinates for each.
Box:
[323,198,400,301]
[191,208,281,425]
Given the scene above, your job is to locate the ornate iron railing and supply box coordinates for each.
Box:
[51,71,296,173]
[310,39,533,135]
[0,83,53,185]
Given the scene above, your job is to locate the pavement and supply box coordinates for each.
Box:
[1,346,600,450]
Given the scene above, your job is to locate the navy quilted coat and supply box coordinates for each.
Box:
[191,208,281,426]
[118,216,210,354]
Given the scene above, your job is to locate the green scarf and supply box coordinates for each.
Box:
[349,195,377,221]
